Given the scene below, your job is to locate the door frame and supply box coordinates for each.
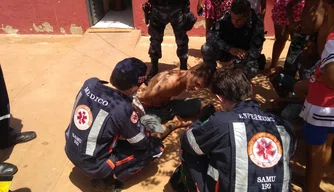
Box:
[85,0,94,26]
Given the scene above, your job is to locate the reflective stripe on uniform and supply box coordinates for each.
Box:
[276,125,291,192]
[186,129,204,155]
[0,114,10,121]
[207,164,219,181]
[127,132,145,144]
[85,109,109,156]
[232,122,248,192]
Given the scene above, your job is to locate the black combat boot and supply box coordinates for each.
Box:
[180,58,187,70]
[91,177,123,192]
[149,58,159,76]
[145,58,159,85]
[0,162,18,176]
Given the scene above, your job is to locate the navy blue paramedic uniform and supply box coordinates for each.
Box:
[180,100,296,192]
[65,78,164,181]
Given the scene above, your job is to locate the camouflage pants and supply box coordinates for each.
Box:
[283,32,307,70]
[148,5,189,60]
[201,42,259,79]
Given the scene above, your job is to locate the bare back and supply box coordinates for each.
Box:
[137,70,187,107]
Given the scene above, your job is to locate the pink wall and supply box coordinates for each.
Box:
[133,0,275,37]
[0,0,275,36]
[0,0,90,34]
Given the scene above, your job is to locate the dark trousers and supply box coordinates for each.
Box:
[201,42,259,79]
[0,65,16,149]
[112,137,163,181]
[144,98,203,122]
[180,151,209,192]
[148,5,189,60]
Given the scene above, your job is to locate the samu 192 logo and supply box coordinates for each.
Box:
[248,132,282,168]
[74,105,93,130]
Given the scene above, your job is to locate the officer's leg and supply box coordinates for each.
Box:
[0,65,36,149]
[283,32,307,70]
[148,8,167,78]
[201,43,223,71]
[0,65,13,149]
[170,10,189,70]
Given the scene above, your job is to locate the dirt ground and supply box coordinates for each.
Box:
[0,32,333,192]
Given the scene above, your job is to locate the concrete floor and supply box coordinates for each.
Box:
[0,32,333,192]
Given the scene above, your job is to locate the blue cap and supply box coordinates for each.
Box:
[112,57,147,87]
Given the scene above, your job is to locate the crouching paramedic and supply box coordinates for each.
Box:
[65,58,171,191]
[174,67,296,191]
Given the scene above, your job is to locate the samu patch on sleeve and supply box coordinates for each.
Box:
[74,105,93,130]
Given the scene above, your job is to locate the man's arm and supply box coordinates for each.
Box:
[318,62,334,89]
[117,106,149,150]
[317,38,334,89]
[180,118,222,156]
[247,15,265,61]
[206,17,232,52]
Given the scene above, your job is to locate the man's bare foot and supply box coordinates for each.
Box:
[169,116,193,128]
[158,116,193,140]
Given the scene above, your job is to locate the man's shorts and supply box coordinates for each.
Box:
[273,72,297,95]
[145,98,203,122]
[303,122,334,145]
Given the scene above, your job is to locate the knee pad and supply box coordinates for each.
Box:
[201,43,214,55]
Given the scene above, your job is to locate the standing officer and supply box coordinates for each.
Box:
[0,65,37,149]
[0,65,37,192]
[144,0,197,79]
[172,67,296,191]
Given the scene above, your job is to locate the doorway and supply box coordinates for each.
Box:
[87,0,134,29]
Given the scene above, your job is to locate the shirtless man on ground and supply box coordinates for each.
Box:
[136,65,215,129]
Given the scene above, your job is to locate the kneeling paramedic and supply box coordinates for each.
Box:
[65,58,174,191]
[172,67,296,191]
